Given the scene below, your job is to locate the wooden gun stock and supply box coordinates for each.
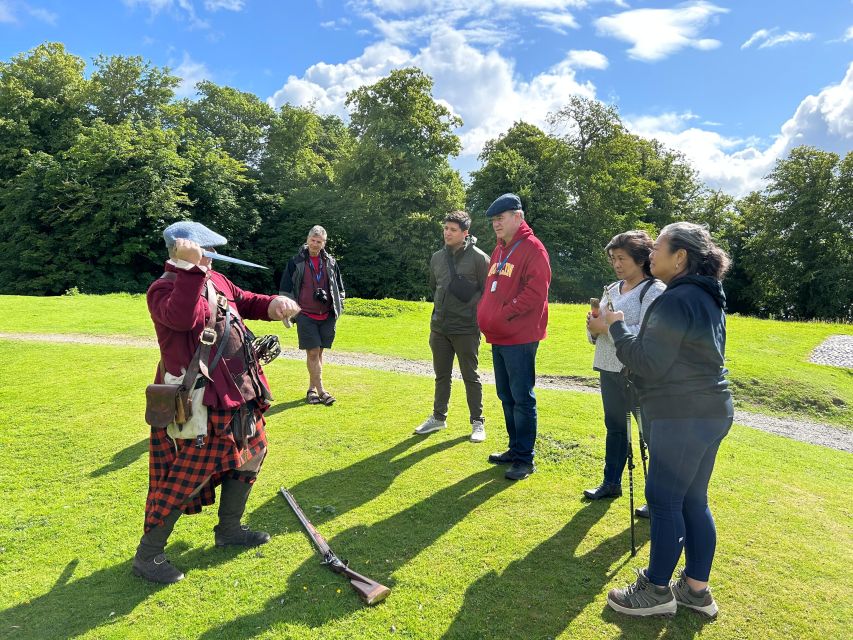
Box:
[280,488,390,606]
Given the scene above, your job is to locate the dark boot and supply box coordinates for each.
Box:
[583,482,623,500]
[132,509,184,584]
[214,475,271,547]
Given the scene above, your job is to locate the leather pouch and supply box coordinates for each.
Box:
[145,384,190,429]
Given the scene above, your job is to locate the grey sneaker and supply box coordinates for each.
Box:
[414,415,446,435]
[607,569,677,617]
[671,569,718,618]
[470,419,486,443]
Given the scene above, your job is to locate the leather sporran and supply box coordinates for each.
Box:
[145,384,191,429]
[163,371,208,440]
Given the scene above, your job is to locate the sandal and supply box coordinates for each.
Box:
[318,391,336,406]
[306,390,321,405]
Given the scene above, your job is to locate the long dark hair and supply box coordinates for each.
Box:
[605,230,654,278]
[660,222,731,280]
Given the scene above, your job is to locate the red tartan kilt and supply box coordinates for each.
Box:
[144,405,268,533]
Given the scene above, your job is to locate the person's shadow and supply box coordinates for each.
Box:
[0,540,251,640]
[1,436,462,640]
[88,439,148,478]
[199,466,512,638]
[440,502,649,639]
[242,435,467,535]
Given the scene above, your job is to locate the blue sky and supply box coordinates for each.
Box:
[2,0,852,195]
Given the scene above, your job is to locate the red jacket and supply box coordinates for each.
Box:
[477,221,551,345]
[147,262,276,410]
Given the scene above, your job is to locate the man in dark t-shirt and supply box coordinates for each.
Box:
[279,226,345,405]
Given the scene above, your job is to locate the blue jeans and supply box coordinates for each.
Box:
[644,415,732,586]
[492,342,539,465]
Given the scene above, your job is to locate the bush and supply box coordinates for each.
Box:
[345,297,421,318]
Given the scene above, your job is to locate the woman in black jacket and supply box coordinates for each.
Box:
[603,222,732,619]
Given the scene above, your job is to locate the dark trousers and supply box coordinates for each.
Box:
[644,415,732,586]
[492,342,539,465]
[430,331,483,423]
[599,371,631,485]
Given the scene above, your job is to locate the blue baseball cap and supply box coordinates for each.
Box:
[485,193,522,217]
[163,221,227,249]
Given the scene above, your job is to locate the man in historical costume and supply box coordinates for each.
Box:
[134,221,300,584]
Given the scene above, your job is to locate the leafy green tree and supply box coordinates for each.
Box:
[185,80,276,169]
[741,147,852,319]
[337,68,465,298]
[0,42,89,180]
[87,54,179,125]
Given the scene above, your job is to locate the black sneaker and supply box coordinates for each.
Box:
[488,450,514,465]
[635,504,650,519]
[505,462,535,481]
[583,483,622,500]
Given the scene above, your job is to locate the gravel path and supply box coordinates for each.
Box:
[4,331,851,453]
[809,335,853,369]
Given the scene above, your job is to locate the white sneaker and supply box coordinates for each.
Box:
[414,415,446,435]
[470,419,486,443]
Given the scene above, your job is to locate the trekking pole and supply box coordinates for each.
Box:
[636,408,648,480]
[626,404,636,557]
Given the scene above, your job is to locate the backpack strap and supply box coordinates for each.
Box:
[638,278,659,304]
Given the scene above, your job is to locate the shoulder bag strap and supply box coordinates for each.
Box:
[182,280,218,391]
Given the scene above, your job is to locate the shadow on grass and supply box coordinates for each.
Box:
[0,541,247,640]
[245,434,469,532]
[440,502,644,638]
[0,436,465,639]
[89,439,148,478]
[198,466,512,638]
[264,397,310,417]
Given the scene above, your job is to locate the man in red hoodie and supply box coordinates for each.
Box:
[478,193,551,480]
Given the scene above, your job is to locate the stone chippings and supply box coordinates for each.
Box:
[809,335,853,369]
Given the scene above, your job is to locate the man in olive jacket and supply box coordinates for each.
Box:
[415,211,490,442]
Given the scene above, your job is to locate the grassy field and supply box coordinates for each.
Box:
[0,293,851,427]
[0,339,851,640]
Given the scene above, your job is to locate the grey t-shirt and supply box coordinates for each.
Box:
[590,279,666,373]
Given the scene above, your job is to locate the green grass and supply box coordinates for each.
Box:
[0,340,851,639]
[0,293,851,427]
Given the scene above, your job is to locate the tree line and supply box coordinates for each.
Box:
[1,42,850,320]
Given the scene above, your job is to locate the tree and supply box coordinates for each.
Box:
[185,80,276,170]
[0,42,89,180]
[741,147,852,319]
[87,54,179,125]
[337,68,465,298]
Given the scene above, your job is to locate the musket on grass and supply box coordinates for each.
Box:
[280,488,390,605]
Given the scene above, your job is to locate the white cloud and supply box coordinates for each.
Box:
[626,63,853,196]
[595,1,728,62]
[842,25,853,41]
[564,49,608,69]
[203,0,243,9]
[741,27,813,49]
[172,52,212,98]
[0,1,16,23]
[0,1,58,24]
[268,26,596,161]
[536,11,578,33]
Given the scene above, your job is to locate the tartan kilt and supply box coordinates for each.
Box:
[144,405,268,533]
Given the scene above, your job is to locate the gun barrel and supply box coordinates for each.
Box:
[280,487,390,606]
